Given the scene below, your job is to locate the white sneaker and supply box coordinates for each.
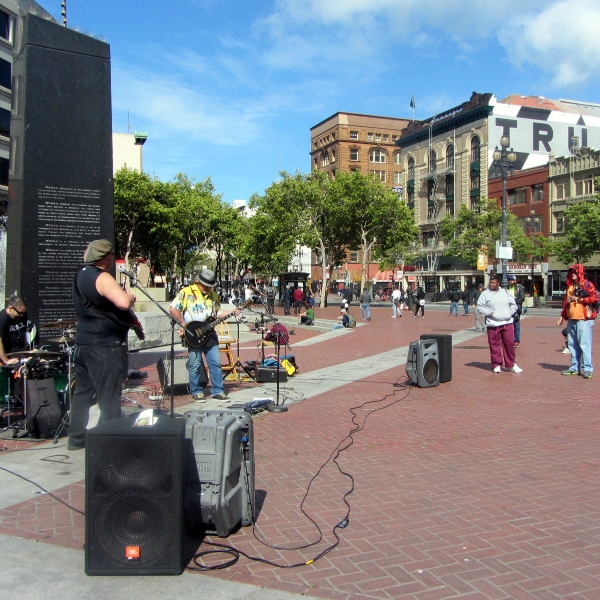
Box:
[512,364,523,374]
[493,366,501,373]
[561,347,570,354]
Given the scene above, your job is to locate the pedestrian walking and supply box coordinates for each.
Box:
[391,285,402,318]
[359,289,372,320]
[507,275,526,347]
[462,286,471,315]
[477,273,522,374]
[414,287,425,318]
[558,263,597,379]
[449,289,460,316]
[471,284,485,332]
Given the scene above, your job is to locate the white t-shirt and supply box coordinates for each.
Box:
[391,289,401,303]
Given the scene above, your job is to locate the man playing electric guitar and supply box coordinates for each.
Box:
[169,269,240,401]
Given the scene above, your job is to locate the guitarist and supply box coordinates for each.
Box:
[68,239,137,451]
[169,269,238,402]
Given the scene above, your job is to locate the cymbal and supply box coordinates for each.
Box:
[39,319,77,329]
[46,336,75,344]
[65,328,77,335]
[8,349,64,358]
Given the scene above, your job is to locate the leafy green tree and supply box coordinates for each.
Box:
[440,198,538,266]
[331,171,418,291]
[551,178,600,265]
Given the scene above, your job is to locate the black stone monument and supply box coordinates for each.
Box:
[6,14,113,338]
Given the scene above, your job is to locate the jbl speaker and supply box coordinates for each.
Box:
[183,410,255,538]
[406,339,440,388]
[85,417,185,575]
[420,334,452,383]
[157,354,207,395]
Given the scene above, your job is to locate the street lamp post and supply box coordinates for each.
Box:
[526,209,540,301]
[493,136,517,288]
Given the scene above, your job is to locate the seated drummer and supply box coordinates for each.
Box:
[0,296,31,365]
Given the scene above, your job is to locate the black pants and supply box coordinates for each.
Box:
[67,344,126,448]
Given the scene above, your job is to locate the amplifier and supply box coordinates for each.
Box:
[255,366,288,383]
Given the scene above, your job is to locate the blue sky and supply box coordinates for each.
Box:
[63,0,600,204]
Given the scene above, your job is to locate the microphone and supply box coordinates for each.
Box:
[118,266,137,280]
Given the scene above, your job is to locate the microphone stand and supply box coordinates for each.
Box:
[121,272,180,418]
[266,324,290,414]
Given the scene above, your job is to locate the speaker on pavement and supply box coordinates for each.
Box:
[85,417,185,575]
[183,409,255,538]
[406,339,439,388]
[157,354,207,395]
[420,334,452,383]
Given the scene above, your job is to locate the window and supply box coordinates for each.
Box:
[375,133,381,142]
[470,174,480,190]
[350,148,359,161]
[0,11,10,42]
[428,205,437,220]
[423,232,436,248]
[394,172,402,184]
[371,170,386,182]
[471,136,480,162]
[314,157,319,169]
[471,198,480,213]
[393,153,401,165]
[446,199,454,217]
[370,149,386,163]
[427,179,436,200]
[428,148,436,173]
[367,132,373,141]
[350,251,358,262]
[0,58,10,90]
[408,189,414,207]
[556,179,569,200]
[445,174,454,197]
[350,130,358,139]
[0,107,9,138]
[532,184,544,201]
[383,134,389,142]
[322,152,329,167]
[575,172,595,196]
[331,148,336,163]
[332,132,336,140]
[407,157,415,180]
[0,157,8,186]
[508,189,526,205]
[392,135,398,142]
[555,212,565,233]
[446,145,454,170]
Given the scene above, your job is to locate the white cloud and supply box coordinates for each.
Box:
[501,0,600,88]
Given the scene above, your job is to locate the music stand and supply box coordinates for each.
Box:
[266,323,289,413]
[222,315,255,383]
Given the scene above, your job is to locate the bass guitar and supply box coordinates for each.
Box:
[183,299,252,348]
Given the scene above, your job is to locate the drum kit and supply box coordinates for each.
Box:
[0,320,76,440]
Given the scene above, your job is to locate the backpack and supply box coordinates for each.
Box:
[347,313,357,328]
[266,287,275,299]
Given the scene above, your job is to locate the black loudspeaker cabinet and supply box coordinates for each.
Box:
[157,354,208,395]
[255,366,288,383]
[183,410,255,538]
[26,378,64,439]
[406,339,440,388]
[420,334,452,383]
[85,417,185,575]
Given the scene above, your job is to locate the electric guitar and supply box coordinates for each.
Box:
[183,299,252,348]
[127,310,145,340]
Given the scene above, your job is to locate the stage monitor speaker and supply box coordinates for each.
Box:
[420,334,452,383]
[183,409,255,538]
[26,378,64,439]
[156,354,207,395]
[255,366,288,383]
[85,417,185,575]
[406,339,439,388]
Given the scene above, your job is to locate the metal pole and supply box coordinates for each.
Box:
[501,174,508,288]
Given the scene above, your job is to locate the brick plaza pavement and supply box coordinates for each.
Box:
[0,303,599,599]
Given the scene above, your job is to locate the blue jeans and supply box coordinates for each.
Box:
[463,301,469,315]
[450,302,459,315]
[361,303,371,319]
[513,319,521,343]
[567,319,594,373]
[68,344,127,448]
[188,344,223,396]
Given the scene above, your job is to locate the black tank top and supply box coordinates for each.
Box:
[73,266,129,346]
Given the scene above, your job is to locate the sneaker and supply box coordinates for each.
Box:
[68,443,85,451]
[212,393,229,400]
[511,364,523,374]
[561,347,570,354]
[582,371,593,379]
[391,315,396,318]
[561,370,578,376]
[493,366,501,373]
[192,394,206,403]
[514,342,520,348]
